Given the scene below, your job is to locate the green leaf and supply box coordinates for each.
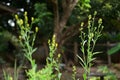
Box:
[107,43,120,55]
[32,48,37,54]
[88,58,96,63]
[83,73,87,80]
[77,55,86,68]
[84,3,91,8]
[93,52,101,55]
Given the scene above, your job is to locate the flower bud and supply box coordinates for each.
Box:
[94,11,97,16]
[88,15,92,20]
[19,36,22,40]
[15,14,18,20]
[35,27,39,32]
[98,18,102,24]
[58,54,61,58]
[31,17,34,21]
[56,43,58,47]
[81,22,84,27]
[19,19,23,25]
[24,11,27,16]
[27,24,29,27]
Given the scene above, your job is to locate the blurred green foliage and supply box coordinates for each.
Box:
[91,0,120,31]
[33,3,53,39]
[97,66,117,80]
[0,0,120,64]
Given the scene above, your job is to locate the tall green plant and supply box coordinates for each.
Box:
[78,11,104,80]
[15,12,61,80]
[15,12,38,80]
[37,35,61,80]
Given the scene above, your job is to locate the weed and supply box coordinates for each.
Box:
[97,66,117,80]
[72,66,77,80]
[15,11,61,80]
[78,11,104,80]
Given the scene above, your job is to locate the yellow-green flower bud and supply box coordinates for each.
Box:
[58,54,61,58]
[48,40,50,44]
[73,66,76,70]
[24,11,27,16]
[94,11,97,16]
[52,34,56,43]
[88,20,91,28]
[53,34,56,39]
[81,22,84,27]
[27,24,29,27]
[19,19,23,25]
[89,33,94,39]
[25,16,28,23]
[79,28,83,31]
[19,36,22,40]
[72,66,76,74]
[35,27,39,32]
[98,18,102,24]
[31,17,34,21]
[56,43,58,47]
[88,15,92,20]
[15,14,18,20]
[90,33,94,38]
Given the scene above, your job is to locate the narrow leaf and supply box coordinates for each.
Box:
[107,43,120,55]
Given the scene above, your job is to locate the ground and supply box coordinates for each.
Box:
[0,62,120,80]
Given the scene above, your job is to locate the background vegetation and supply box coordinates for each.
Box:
[0,0,120,79]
